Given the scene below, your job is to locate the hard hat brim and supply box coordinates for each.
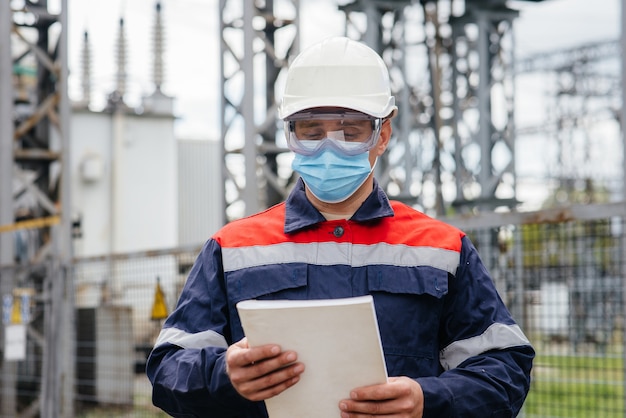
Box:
[278,96,397,120]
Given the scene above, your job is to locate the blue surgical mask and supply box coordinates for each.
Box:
[292,148,374,203]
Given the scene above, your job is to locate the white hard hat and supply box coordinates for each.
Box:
[278,36,397,119]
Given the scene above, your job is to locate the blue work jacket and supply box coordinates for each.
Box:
[147,179,534,417]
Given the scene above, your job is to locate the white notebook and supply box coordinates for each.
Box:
[236,295,388,418]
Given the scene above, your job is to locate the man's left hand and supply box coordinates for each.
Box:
[339,377,424,418]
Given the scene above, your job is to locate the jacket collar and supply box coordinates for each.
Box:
[284,178,395,234]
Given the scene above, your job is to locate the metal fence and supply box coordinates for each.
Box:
[445,202,626,418]
[72,246,201,418]
[1,202,625,417]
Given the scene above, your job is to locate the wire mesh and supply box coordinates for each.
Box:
[1,205,625,417]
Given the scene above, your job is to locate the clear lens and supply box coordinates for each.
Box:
[284,110,382,156]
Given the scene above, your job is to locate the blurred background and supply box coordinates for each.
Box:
[0,0,624,417]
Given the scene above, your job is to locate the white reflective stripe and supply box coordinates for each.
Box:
[154,327,228,350]
[352,243,458,273]
[221,242,346,271]
[439,323,530,371]
[222,242,459,274]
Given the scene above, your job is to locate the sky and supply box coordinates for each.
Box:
[63,0,620,140]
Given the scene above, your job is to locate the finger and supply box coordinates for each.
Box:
[228,349,303,396]
[248,350,297,375]
[229,343,281,368]
[351,377,415,402]
[338,383,401,416]
[340,399,397,417]
[245,374,301,402]
[340,378,423,417]
[350,383,396,402]
[240,362,305,402]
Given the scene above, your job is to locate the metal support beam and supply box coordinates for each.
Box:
[1,1,74,416]
[338,1,519,216]
[516,39,621,199]
[340,1,437,210]
[449,5,519,212]
[1,0,18,415]
[219,0,299,222]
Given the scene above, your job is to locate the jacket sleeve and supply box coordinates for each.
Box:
[417,236,535,418]
[146,239,268,417]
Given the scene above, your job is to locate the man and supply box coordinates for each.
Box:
[147,36,534,417]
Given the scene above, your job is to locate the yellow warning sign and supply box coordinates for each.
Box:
[10,297,22,324]
[151,277,168,320]
[7,288,34,324]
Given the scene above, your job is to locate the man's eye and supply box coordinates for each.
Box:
[343,129,367,141]
[299,129,325,140]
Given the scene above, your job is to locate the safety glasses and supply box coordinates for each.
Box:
[284,110,382,156]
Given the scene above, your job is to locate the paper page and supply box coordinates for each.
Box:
[237,295,388,418]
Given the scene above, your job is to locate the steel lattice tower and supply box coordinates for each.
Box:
[0,1,74,416]
[219,0,300,221]
[516,40,622,200]
[218,0,543,221]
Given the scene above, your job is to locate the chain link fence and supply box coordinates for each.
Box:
[445,202,626,417]
[1,202,625,417]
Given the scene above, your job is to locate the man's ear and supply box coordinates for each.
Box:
[374,119,392,156]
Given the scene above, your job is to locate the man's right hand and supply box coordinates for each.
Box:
[225,338,305,401]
